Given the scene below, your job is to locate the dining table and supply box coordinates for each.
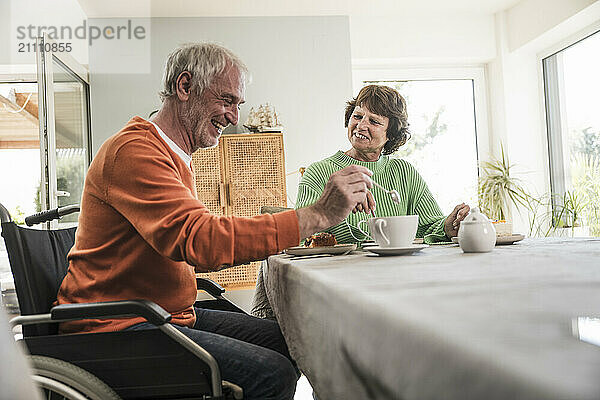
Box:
[263,238,600,400]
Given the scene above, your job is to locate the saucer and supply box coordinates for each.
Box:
[285,243,357,256]
[365,244,428,256]
[451,234,525,245]
[362,238,423,248]
[496,234,525,245]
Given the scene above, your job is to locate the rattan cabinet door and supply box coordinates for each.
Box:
[222,134,287,217]
[194,133,287,289]
[191,146,224,215]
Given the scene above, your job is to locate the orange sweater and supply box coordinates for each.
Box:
[57,117,299,333]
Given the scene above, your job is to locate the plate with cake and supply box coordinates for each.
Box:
[492,220,525,244]
[285,232,357,256]
[451,220,525,245]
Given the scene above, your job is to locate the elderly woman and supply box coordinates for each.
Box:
[252,85,469,319]
[296,84,469,244]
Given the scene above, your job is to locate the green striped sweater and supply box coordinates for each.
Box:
[296,151,449,244]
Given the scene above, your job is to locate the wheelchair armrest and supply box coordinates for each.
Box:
[50,299,172,326]
[196,277,225,297]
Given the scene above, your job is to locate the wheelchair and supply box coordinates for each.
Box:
[0,202,244,400]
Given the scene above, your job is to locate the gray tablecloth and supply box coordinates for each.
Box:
[264,238,600,400]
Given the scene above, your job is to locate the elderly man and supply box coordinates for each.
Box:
[56,43,373,399]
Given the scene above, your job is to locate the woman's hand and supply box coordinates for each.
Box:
[444,203,470,238]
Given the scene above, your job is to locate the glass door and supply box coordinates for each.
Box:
[36,35,90,225]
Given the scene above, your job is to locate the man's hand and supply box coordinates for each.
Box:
[352,191,376,216]
[296,165,374,239]
[444,203,470,238]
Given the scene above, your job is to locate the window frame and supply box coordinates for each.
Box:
[541,26,600,204]
[352,65,491,167]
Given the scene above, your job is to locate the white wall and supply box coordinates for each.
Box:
[350,12,496,64]
[0,1,10,65]
[3,0,88,66]
[88,16,353,205]
[486,0,600,233]
[506,0,597,51]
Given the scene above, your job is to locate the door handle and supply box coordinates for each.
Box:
[56,190,70,197]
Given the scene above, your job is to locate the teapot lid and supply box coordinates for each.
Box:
[461,207,492,224]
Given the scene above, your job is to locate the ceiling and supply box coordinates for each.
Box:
[77,0,524,18]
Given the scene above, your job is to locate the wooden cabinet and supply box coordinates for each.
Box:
[191,133,287,289]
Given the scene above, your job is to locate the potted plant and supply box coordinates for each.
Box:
[570,153,600,236]
[478,145,531,221]
[549,190,589,237]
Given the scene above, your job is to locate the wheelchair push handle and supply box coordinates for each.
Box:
[25,204,80,226]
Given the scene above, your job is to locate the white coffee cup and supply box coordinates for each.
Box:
[358,215,418,248]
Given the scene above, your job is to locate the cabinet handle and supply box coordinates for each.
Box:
[226,183,232,207]
[219,183,226,210]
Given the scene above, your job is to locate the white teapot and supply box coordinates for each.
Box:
[457,207,496,253]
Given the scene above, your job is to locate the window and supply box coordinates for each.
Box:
[0,39,91,228]
[543,30,600,236]
[354,67,487,214]
[0,82,41,219]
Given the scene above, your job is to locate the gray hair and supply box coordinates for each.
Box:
[158,42,248,101]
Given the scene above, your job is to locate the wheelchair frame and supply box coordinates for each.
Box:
[1,202,243,399]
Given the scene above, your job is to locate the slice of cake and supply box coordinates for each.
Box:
[492,220,513,236]
[304,232,338,248]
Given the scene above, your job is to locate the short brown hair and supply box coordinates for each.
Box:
[344,85,411,155]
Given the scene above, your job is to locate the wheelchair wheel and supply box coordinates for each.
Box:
[28,356,121,400]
